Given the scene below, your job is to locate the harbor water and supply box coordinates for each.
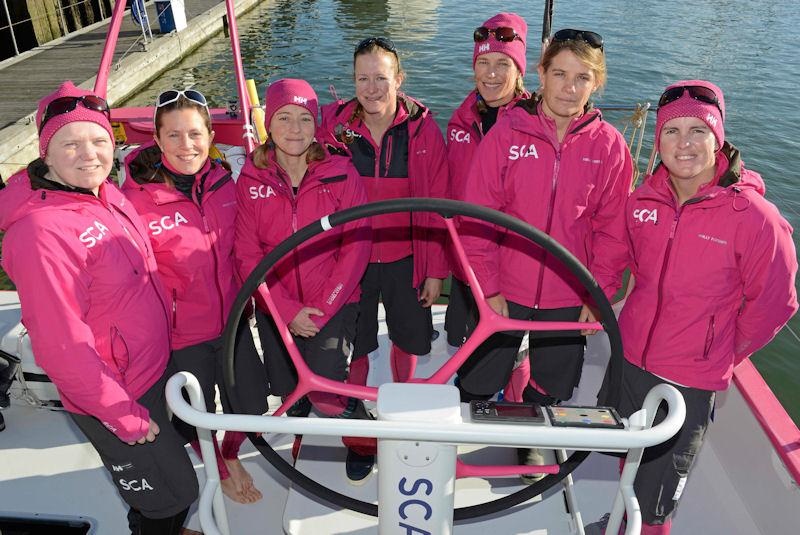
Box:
[121,0,800,423]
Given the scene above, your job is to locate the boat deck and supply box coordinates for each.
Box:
[2,304,798,534]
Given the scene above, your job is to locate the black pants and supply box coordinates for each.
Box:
[444,276,473,347]
[457,302,585,400]
[70,371,198,525]
[170,316,268,444]
[599,358,715,525]
[257,303,358,396]
[353,257,433,356]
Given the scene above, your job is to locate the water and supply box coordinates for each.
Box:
[123,0,800,422]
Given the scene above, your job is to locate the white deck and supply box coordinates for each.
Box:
[2,299,799,534]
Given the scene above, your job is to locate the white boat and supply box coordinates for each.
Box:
[1,1,799,534]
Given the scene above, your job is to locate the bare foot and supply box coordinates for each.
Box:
[220,475,248,504]
[223,457,263,503]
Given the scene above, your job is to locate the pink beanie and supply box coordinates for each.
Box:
[37,81,114,159]
[655,80,726,151]
[473,12,528,76]
[264,78,319,132]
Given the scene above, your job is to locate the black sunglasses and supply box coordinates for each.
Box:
[355,37,398,57]
[39,95,110,134]
[658,85,723,118]
[552,28,604,50]
[473,26,523,44]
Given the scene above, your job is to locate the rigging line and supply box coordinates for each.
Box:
[782,323,800,344]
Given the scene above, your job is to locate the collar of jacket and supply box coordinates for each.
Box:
[511,93,600,140]
[27,158,98,197]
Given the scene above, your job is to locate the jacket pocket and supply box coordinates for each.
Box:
[110,326,131,374]
[702,315,715,359]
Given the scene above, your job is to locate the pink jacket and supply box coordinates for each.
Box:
[319,95,449,287]
[0,162,170,442]
[461,98,633,308]
[620,145,798,390]
[234,151,370,328]
[121,143,238,349]
[446,90,528,280]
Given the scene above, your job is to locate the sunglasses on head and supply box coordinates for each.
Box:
[155,89,208,109]
[551,29,604,50]
[355,37,398,57]
[658,85,723,118]
[473,26,523,43]
[39,95,110,134]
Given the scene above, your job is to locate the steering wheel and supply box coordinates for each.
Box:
[222,198,623,520]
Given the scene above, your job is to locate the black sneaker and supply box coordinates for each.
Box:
[346,448,375,484]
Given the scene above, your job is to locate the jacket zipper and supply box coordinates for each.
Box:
[196,177,228,335]
[372,131,383,263]
[99,196,171,333]
[282,174,306,305]
[172,288,178,329]
[197,201,226,334]
[384,133,393,177]
[534,149,561,308]
[641,210,680,369]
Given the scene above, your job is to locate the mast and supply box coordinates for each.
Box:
[224,0,256,152]
[94,0,129,98]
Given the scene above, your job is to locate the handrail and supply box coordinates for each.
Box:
[168,372,685,534]
[1,0,109,60]
[168,372,685,453]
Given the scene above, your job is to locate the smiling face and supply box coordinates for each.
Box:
[44,121,113,194]
[155,107,214,175]
[269,103,316,160]
[659,116,718,197]
[474,52,520,107]
[354,50,403,120]
[537,49,599,129]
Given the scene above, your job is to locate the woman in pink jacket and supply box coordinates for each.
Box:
[459,30,633,406]
[587,81,798,535]
[445,12,532,403]
[318,37,449,387]
[235,79,371,480]
[0,81,197,533]
[318,39,449,481]
[121,89,268,504]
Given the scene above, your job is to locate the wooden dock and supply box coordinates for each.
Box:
[0,0,261,179]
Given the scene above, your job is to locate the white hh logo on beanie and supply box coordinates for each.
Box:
[293,96,308,105]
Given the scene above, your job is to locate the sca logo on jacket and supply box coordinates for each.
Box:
[149,211,188,236]
[508,144,539,161]
[633,208,658,224]
[449,128,471,144]
[249,184,277,199]
[79,220,110,248]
